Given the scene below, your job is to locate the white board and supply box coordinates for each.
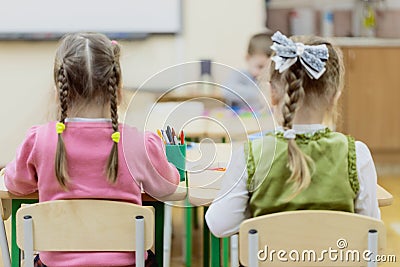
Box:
[0,0,181,39]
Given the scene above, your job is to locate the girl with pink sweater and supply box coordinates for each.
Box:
[3,33,179,267]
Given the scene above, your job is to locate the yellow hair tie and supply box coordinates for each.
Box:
[56,122,66,134]
[111,132,120,143]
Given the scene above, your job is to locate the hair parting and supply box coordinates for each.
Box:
[85,38,93,92]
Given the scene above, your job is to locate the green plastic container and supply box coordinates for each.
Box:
[166,144,186,181]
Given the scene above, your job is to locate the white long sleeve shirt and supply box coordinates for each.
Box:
[205,124,381,238]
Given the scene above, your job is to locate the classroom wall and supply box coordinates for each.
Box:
[0,0,266,165]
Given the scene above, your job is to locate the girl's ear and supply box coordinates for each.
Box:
[116,87,122,105]
[269,82,280,106]
[333,90,342,105]
[54,86,59,102]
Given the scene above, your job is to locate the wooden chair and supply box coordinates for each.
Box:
[237,210,386,267]
[16,199,154,267]
[0,198,11,267]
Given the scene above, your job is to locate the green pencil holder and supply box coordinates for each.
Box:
[166,144,186,181]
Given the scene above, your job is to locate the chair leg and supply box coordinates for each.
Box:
[0,218,11,267]
[368,229,378,267]
[135,216,145,267]
[193,207,199,229]
[222,237,229,266]
[163,204,172,267]
[248,229,258,267]
[203,207,210,267]
[184,204,192,266]
[23,215,34,267]
[210,234,220,267]
[230,235,239,267]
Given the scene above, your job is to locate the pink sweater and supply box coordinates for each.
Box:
[5,121,180,267]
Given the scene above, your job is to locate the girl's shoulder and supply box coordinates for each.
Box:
[119,123,139,135]
[119,124,159,140]
[23,122,56,137]
[27,121,142,139]
[353,140,374,169]
[13,122,58,154]
[269,128,349,144]
[119,124,163,147]
[250,128,353,156]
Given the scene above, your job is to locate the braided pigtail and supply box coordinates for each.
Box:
[282,66,314,198]
[106,63,119,183]
[55,63,69,189]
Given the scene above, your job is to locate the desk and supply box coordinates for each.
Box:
[184,115,274,142]
[156,84,225,103]
[186,143,394,267]
[0,175,186,267]
[189,171,394,208]
[158,93,225,103]
[376,185,394,207]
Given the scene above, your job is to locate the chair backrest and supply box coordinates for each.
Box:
[16,199,154,251]
[239,210,386,267]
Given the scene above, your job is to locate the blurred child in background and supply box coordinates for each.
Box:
[223,32,273,113]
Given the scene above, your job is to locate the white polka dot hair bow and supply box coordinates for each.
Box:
[270,31,329,80]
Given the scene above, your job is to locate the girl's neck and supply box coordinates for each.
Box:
[274,105,325,125]
[68,102,111,119]
[292,107,324,125]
